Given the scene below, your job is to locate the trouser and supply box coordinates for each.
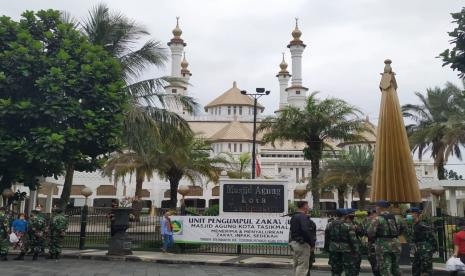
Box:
[328,251,360,276]
[368,243,381,276]
[162,234,173,251]
[376,252,401,276]
[290,241,311,276]
[0,238,8,256]
[49,233,64,255]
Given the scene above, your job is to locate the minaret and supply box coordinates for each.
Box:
[275,53,291,114]
[181,52,192,86]
[286,18,308,109]
[168,17,186,78]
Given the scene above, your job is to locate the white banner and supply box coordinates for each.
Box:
[171,216,328,248]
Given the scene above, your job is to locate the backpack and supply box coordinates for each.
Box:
[377,214,399,238]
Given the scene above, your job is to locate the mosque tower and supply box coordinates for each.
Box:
[285,18,308,109]
[276,53,291,113]
[165,17,188,97]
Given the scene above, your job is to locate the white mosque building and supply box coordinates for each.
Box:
[23,18,459,215]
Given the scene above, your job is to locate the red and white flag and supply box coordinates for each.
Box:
[255,158,261,177]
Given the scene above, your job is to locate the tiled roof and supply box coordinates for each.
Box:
[204,81,264,111]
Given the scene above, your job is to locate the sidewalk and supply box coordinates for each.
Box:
[21,249,445,274]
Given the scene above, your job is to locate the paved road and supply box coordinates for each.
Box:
[0,259,376,276]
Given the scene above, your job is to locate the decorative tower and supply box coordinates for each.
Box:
[275,53,291,113]
[165,17,187,96]
[286,18,308,109]
[180,52,192,86]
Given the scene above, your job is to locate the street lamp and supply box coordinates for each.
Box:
[240,88,270,179]
[79,187,93,250]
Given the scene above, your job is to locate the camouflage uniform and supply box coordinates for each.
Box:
[409,219,437,276]
[28,213,46,260]
[325,217,360,276]
[49,213,68,258]
[367,211,406,276]
[0,210,10,260]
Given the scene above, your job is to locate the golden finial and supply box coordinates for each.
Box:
[280,52,288,71]
[172,16,182,38]
[292,17,302,40]
[181,52,189,69]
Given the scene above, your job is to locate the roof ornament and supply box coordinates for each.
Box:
[172,16,182,38]
[279,52,288,71]
[292,17,302,41]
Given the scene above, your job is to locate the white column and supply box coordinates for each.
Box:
[458,199,464,217]
[170,44,184,77]
[346,187,353,208]
[449,188,458,216]
[28,189,38,213]
[278,75,290,109]
[289,46,304,86]
[45,186,54,213]
[430,194,437,216]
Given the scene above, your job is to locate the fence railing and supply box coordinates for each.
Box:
[61,207,461,258]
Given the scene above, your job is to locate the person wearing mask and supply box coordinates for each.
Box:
[451,220,465,276]
[11,213,28,252]
[289,201,316,276]
[160,211,174,253]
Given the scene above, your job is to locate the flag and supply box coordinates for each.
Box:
[255,158,261,177]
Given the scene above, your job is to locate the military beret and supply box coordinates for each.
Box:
[408,207,421,214]
[336,208,347,216]
[375,200,390,208]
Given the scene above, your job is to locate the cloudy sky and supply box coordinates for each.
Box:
[4,1,465,167]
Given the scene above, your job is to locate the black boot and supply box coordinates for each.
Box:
[14,253,24,260]
[32,253,38,261]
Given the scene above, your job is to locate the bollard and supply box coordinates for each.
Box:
[79,205,88,250]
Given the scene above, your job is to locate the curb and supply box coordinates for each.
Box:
[9,252,450,274]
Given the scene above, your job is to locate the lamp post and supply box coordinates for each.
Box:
[79,187,93,250]
[240,88,270,179]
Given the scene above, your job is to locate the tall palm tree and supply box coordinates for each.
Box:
[321,146,374,210]
[402,82,465,180]
[156,133,229,208]
[58,4,197,208]
[259,93,368,212]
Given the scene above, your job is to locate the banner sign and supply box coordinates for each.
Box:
[171,216,328,248]
[222,184,285,213]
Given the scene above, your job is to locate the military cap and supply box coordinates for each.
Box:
[336,208,347,216]
[408,207,421,214]
[375,200,390,208]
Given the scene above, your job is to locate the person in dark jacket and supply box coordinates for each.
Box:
[289,201,316,276]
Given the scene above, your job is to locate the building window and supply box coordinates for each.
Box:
[172,89,177,93]
[296,91,300,95]
[234,143,237,152]
[278,168,282,173]
[233,106,237,115]
[296,168,299,182]
[302,168,305,179]
[239,106,242,115]
[218,107,221,115]
[228,106,231,115]
[249,108,251,115]
[239,144,242,152]
[228,143,231,151]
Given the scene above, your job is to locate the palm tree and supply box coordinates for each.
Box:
[321,146,374,210]
[222,152,251,179]
[156,133,229,208]
[402,82,465,180]
[58,4,197,208]
[259,93,368,211]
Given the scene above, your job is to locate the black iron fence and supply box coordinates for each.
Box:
[61,207,461,258]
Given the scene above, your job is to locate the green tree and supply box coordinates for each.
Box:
[222,152,251,179]
[439,7,465,78]
[0,10,126,203]
[259,93,367,211]
[60,4,197,203]
[156,133,229,208]
[321,146,374,210]
[402,82,465,180]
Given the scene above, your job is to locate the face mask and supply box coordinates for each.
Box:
[406,214,413,222]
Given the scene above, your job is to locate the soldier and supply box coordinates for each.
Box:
[346,209,362,275]
[324,208,359,276]
[365,210,380,276]
[367,200,406,276]
[18,207,46,261]
[48,207,68,259]
[0,207,10,261]
[407,207,437,276]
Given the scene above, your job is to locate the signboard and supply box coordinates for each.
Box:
[220,179,288,215]
[171,216,328,248]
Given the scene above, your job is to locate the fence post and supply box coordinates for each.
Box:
[435,215,446,261]
[79,205,88,250]
[236,244,241,254]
